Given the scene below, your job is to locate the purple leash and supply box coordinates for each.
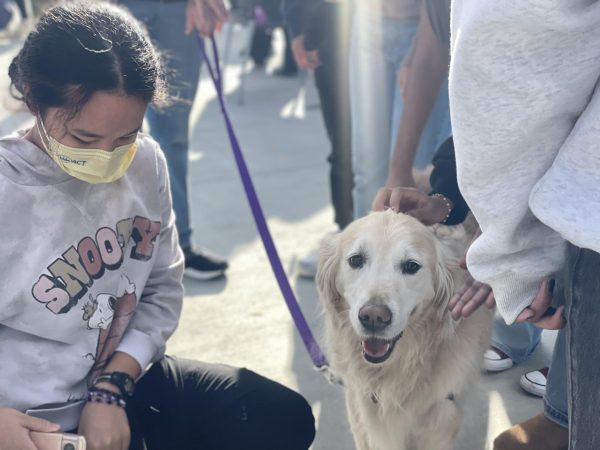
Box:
[198,35,332,373]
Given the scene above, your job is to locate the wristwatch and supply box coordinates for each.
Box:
[93,372,136,398]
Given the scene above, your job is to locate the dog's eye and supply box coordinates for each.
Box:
[402,260,421,275]
[348,254,365,269]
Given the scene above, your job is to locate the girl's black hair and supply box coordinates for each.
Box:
[9,1,167,117]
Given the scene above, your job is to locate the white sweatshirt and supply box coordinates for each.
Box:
[449,0,600,324]
[0,131,183,412]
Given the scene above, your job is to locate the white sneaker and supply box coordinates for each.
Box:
[298,249,319,279]
[484,346,514,372]
[520,367,548,398]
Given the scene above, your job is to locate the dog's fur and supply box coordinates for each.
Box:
[316,210,492,450]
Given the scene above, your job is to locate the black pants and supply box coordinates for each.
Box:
[127,356,315,450]
[312,3,354,230]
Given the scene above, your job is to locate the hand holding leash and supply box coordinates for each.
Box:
[185,0,228,37]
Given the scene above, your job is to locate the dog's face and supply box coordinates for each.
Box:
[317,211,453,365]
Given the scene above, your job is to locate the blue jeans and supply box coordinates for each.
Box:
[491,297,568,430]
[123,0,201,250]
[554,244,600,447]
[349,12,452,218]
[491,316,543,364]
[545,328,568,429]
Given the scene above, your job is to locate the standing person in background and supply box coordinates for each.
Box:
[282,0,354,278]
[377,0,451,193]
[245,0,298,76]
[121,0,229,280]
[351,0,451,218]
[450,1,600,448]
[377,0,552,404]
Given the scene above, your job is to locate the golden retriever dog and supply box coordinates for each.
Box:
[316,210,492,450]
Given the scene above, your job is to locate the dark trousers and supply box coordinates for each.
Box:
[127,356,315,450]
[312,3,354,230]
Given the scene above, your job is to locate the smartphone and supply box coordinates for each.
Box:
[30,432,86,450]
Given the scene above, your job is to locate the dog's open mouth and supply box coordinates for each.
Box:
[361,333,403,364]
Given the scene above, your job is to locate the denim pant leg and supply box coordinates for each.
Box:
[349,12,417,218]
[123,0,201,250]
[563,245,600,449]
[412,80,452,170]
[544,327,569,428]
[490,313,543,363]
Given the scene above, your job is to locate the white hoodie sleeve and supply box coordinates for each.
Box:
[116,145,184,368]
[449,0,600,324]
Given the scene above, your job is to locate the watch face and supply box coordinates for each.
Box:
[111,372,135,395]
[123,376,134,394]
[118,374,134,395]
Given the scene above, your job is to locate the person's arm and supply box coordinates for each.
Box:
[281,0,304,40]
[282,0,322,70]
[79,143,183,450]
[386,0,449,188]
[429,137,469,225]
[372,137,468,225]
[185,0,228,37]
[450,0,600,324]
[114,144,184,372]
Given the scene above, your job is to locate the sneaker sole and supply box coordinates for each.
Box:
[520,374,546,397]
[483,358,514,372]
[184,268,226,281]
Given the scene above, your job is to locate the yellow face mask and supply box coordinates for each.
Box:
[36,117,137,184]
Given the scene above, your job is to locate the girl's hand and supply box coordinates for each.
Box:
[0,408,60,450]
[449,275,495,320]
[78,400,130,450]
[516,278,565,330]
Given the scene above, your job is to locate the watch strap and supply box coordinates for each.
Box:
[92,372,135,398]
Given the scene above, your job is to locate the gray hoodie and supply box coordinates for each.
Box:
[449,0,600,324]
[0,131,183,412]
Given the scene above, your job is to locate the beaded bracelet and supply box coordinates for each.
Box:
[429,193,453,224]
[86,387,127,409]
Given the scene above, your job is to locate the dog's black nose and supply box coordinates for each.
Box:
[359,304,392,332]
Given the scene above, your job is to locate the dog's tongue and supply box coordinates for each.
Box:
[362,338,391,358]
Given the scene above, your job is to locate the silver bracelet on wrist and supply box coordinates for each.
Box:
[430,193,453,224]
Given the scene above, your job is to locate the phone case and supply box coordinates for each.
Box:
[25,400,86,433]
[30,432,86,450]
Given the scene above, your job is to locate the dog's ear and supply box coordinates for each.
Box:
[432,240,455,309]
[315,232,342,308]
